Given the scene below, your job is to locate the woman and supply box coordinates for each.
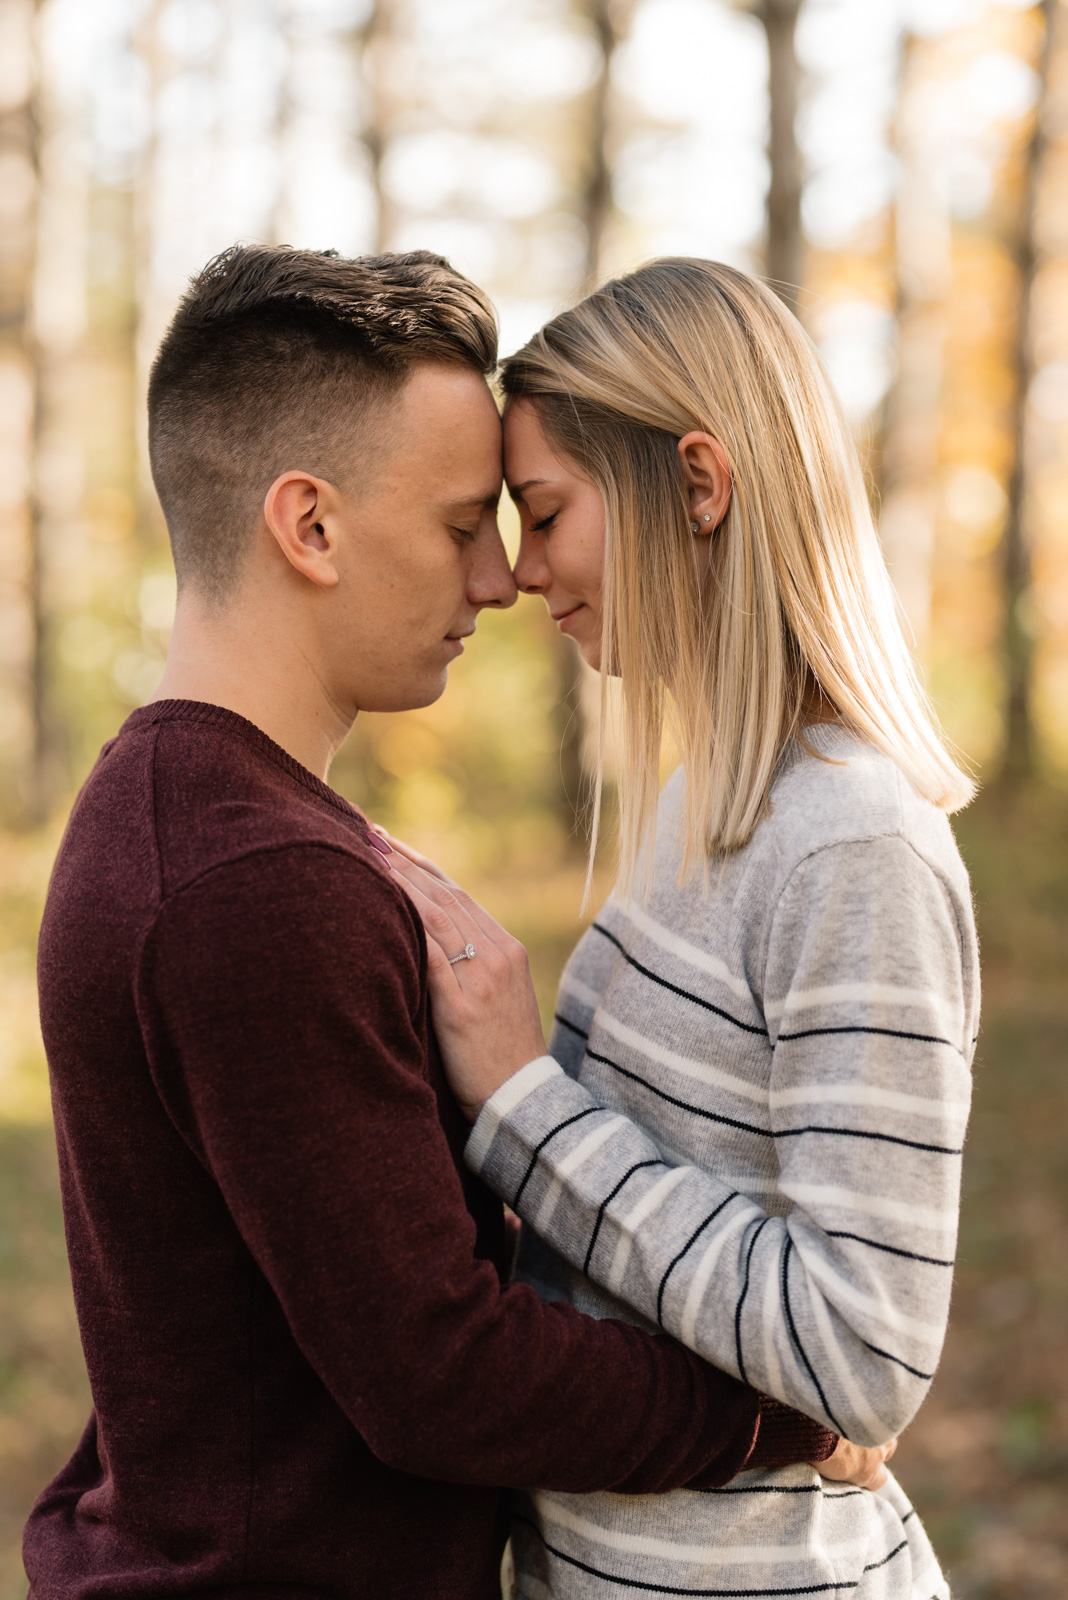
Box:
[388,259,978,1599]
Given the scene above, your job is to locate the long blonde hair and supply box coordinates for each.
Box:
[499,258,974,894]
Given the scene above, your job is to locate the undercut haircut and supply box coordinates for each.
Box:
[148,244,498,599]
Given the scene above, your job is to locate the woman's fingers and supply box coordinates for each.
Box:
[369,826,457,885]
[387,856,484,965]
[388,852,508,949]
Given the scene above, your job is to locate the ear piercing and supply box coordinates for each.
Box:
[703,513,712,522]
[691,513,715,533]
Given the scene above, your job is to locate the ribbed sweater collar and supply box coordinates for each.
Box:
[123,698,362,821]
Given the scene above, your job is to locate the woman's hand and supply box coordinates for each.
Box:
[386,852,548,1123]
[812,1436,897,1491]
[367,826,456,885]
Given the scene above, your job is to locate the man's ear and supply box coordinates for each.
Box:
[263,471,342,588]
[677,432,733,534]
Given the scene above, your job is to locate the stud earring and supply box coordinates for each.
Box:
[703,513,712,523]
[690,520,700,533]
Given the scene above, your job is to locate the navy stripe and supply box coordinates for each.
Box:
[781,1239,844,1436]
[778,1023,961,1052]
[734,1217,771,1385]
[593,923,767,1037]
[863,1539,909,1574]
[514,1514,868,1595]
[584,1047,955,1157]
[826,1230,954,1268]
[512,1106,602,1211]
[701,1485,865,1499]
[775,1125,962,1156]
[555,1011,590,1040]
[862,1340,935,1382]
[655,1194,741,1327]
[585,1048,771,1137]
[584,1160,664,1276]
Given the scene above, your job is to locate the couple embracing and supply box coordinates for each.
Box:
[28,244,978,1600]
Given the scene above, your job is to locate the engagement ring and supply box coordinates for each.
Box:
[447,944,477,964]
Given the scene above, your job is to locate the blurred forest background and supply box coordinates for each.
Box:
[1,0,1067,1594]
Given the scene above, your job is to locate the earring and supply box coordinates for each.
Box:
[690,520,699,533]
[703,513,712,523]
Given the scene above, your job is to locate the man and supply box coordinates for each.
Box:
[29,245,855,1599]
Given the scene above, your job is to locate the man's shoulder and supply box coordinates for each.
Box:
[119,702,374,896]
[52,702,405,943]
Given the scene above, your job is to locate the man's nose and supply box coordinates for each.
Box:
[513,526,549,595]
[469,522,518,610]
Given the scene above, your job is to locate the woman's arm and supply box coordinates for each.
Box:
[391,836,976,1446]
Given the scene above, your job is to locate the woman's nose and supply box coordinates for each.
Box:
[514,529,550,595]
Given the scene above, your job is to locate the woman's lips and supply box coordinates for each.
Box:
[554,605,585,634]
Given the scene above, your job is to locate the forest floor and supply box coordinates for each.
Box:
[0,780,1065,1599]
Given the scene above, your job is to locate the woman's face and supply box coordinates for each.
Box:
[504,399,607,671]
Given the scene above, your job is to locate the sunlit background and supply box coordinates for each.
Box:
[1,0,1066,1594]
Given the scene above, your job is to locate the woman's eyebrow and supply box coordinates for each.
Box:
[507,477,548,503]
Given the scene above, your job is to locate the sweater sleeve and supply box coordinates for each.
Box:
[135,842,829,1492]
[466,835,976,1444]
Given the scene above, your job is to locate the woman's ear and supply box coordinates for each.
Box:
[677,432,733,534]
[263,471,341,588]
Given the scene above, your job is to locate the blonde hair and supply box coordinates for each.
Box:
[500,258,974,894]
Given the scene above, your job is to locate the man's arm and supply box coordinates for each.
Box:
[136,842,834,1492]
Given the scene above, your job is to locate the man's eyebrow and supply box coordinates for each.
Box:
[442,488,503,511]
[507,477,548,502]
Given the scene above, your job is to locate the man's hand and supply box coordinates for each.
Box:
[812,1436,897,1491]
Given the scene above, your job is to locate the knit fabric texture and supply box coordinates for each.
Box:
[27,700,833,1600]
[468,726,979,1600]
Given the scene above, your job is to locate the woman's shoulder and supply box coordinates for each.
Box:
[762,725,968,892]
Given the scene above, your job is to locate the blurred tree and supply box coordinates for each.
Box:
[356,0,395,255]
[0,0,39,821]
[553,0,634,846]
[1,0,86,821]
[271,0,296,247]
[737,0,803,313]
[876,31,949,656]
[1000,0,1057,781]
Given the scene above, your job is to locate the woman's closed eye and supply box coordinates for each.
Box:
[530,510,558,533]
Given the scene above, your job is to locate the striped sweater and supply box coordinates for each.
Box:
[467,726,979,1599]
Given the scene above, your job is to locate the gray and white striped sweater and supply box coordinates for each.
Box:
[468,726,979,1600]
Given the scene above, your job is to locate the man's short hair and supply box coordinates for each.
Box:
[148,245,498,599]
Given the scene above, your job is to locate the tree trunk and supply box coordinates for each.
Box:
[554,0,627,846]
[0,0,39,819]
[999,0,1056,783]
[876,32,950,658]
[27,0,89,813]
[271,0,296,246]
[357,0,395,255]
[756,0,803,313]
[580,0,617,291]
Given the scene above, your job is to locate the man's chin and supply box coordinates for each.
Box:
[356,670,450,715]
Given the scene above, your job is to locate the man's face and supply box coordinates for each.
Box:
[328,363,516,714]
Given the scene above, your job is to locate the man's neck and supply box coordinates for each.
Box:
[153,593,353,782]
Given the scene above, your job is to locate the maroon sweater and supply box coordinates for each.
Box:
[28,700,834,1599]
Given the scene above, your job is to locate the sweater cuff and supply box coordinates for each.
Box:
[464,1055,563,1174]
[746,1394,838,1474]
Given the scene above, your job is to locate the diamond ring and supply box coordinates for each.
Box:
[447,943,477,964]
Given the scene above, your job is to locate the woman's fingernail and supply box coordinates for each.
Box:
[366,832,392,857]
